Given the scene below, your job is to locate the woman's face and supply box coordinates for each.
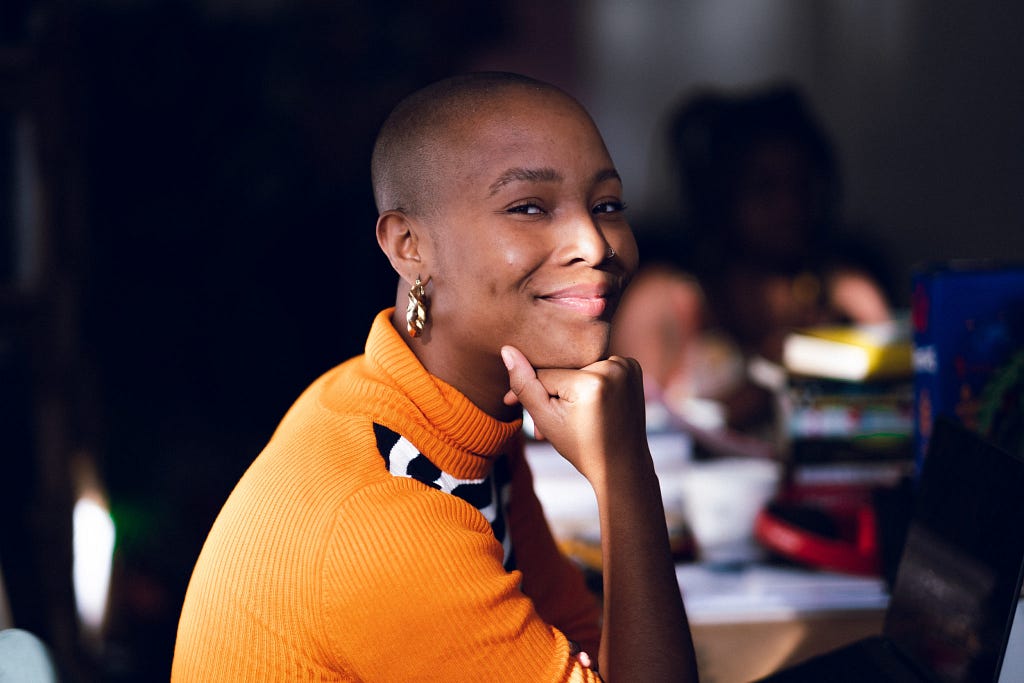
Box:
[418,92,638,382]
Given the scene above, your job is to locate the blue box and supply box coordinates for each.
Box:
[911,261,1024,470]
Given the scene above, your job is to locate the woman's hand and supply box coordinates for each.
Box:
[501,344,648,486]
[502,343,698,682]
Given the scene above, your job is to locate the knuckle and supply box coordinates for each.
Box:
[578,372,611,399]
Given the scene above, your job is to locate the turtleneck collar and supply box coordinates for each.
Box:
[338,309,523,479]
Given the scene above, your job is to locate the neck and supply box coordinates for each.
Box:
[389,309,520,422]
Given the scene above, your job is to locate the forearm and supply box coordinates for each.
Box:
[500,346,698,680]
[595,449,698,682]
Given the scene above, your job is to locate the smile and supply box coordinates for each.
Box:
[538,284,616,318]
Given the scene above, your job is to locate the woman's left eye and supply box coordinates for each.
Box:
[593,200,627,215]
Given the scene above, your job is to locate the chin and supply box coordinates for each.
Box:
[530,328,610,369]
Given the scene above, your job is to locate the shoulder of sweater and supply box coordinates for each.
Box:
[270,355,413,435]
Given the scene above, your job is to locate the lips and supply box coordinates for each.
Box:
[538,282,618,318]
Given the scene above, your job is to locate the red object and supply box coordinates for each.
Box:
[754,483,881,576]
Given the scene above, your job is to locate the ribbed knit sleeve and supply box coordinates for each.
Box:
[172,309,604,682]
[508,450,602,657]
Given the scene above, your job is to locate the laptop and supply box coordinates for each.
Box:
[757,418,1024,683]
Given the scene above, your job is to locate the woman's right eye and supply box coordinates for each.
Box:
[506,202,545,216]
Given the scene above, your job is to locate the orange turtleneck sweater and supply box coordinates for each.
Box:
[172,309,602,681]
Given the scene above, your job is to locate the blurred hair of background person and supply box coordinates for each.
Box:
[612,84,892,433]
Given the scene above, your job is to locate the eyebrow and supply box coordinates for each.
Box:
[593,168,622,185]
[487,167,622,197]
[488,167,561,196]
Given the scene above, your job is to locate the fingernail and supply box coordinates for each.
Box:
[500,347,514,370]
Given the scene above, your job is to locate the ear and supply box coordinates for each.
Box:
[376,210,427,284]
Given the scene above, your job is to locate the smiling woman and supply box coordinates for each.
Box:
[374,81,638,417]
[172,72,697,683]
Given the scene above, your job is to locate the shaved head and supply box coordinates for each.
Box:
[371,72,577,218]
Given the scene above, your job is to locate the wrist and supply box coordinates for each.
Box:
[588,444,658,502]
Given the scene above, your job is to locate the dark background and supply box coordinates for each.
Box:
[1,1,1022,680]
[3,2,514,679]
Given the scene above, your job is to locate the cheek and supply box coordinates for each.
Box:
[500,240,533,266]
[456,245,533,301]
[495,241,545,286]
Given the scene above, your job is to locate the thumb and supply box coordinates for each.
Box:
[501,345,551,411]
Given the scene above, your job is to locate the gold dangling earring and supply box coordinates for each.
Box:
[406,276,428,338]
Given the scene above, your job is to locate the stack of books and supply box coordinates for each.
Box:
[777,319,915,487]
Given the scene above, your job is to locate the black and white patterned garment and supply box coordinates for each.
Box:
[373,423,516,572]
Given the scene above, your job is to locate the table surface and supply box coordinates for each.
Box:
[690,609,885,683]
[676,561,889,682]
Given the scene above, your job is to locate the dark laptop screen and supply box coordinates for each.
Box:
[884,419,1024,682]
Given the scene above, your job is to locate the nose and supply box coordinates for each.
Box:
[559,208,612,266]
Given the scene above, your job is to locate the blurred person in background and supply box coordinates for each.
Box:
[613,84,891,432]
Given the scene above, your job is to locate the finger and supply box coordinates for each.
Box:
[501,346,553,413]
[598,354,644,390]
[597,354,637,374]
